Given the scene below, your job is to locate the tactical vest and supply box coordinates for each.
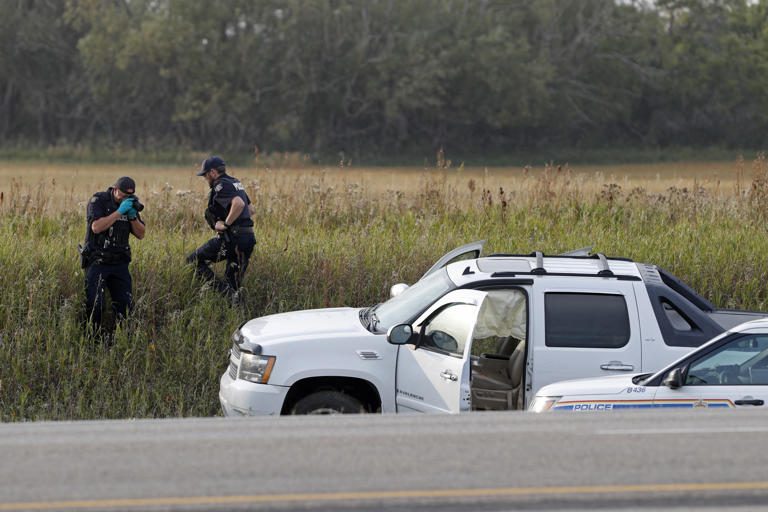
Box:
[85,190,132,264]
[205,175,254,229]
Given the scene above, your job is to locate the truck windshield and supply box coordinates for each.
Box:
[371,268,455,333]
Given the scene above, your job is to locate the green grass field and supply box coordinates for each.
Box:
[2,158,768,421]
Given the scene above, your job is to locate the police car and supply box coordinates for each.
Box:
[529,318,768,412]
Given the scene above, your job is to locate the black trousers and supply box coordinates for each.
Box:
[187,233,255,295]
[85,262,132,330]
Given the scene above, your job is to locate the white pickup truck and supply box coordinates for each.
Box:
[219,241,765,415]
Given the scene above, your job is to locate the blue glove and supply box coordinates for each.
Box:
[117,197,134,215]
[127,207,138,220]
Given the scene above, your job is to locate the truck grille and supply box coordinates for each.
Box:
[228,360,238,380]
[231,342,241,359]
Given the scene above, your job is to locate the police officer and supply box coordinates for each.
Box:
[187,156,256,301]
[82,176,146,333]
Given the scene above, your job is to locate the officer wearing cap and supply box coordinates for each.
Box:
[81,176,146,333]
[187,156,256,300]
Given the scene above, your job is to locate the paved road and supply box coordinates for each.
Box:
[2,409,768,511]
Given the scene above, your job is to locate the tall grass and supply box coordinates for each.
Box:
[3,159,768,421]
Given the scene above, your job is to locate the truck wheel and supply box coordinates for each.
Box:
[290,391,366,415]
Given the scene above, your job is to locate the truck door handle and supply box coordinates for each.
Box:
[440,370,458,381]
[735,399,764,406]
[600,362,635,372]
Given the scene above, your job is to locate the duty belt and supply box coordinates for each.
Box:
[229,226,254,235]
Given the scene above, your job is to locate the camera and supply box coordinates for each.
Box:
[129,195,144,212]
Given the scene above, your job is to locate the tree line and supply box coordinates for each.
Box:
[2,0,768,160]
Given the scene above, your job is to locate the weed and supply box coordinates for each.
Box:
[2,160,768,420]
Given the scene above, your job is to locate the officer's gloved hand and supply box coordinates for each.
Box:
[127,207,138,221]
[117,197,135,215]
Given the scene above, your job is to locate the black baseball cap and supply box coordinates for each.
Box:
[197,156,226,176]
[115,176,136,194]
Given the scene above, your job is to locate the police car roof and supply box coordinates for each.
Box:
[730,317,768,333]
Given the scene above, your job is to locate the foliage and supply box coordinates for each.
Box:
[3,1,768,160]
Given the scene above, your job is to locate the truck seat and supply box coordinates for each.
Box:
[471,339,526,411]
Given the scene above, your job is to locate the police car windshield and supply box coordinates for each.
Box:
[644,329,735,385]
[371,269,455,333]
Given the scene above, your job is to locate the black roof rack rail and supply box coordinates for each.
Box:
[587,253,634,263]
[490,271,640,281]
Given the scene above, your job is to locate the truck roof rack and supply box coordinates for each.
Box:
[486,251,633,263]
[482,250,634,279]
[531,251,546,274]
[596,253,614,276]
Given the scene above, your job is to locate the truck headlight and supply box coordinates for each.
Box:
[529,396,561,413]
[239,354,276,384]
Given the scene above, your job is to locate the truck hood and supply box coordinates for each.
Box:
[537,373,642,397]
[240,307,370,345]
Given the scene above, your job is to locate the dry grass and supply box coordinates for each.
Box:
[0,159,751,216]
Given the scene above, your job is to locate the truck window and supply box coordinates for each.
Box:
[470,289,527,357]
[662,300,693,332]
[421,303,477,356]
[373,268,455,332]
[545,293,630,348]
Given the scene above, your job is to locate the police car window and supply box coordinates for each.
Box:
[685,335,768,386]
[422,303,477,357]
[545,293,630,348]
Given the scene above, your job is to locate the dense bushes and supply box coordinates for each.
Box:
[4,1,768,159]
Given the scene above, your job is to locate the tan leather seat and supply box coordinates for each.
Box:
[470,339,527,411]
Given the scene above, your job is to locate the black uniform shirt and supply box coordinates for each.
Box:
[86,187,144,256]
[208,175,253,227]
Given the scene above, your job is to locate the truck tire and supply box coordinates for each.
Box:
[290,391,366,415]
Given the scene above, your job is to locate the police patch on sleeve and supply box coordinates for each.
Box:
[90,196,98,203]
[215,184,223,192]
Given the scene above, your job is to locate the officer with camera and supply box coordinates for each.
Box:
[187,156,255,302]
[81,176,146,334]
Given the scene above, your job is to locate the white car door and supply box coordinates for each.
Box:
[654,333,768,409]
[395,289,487,413]
[530,280,642,397]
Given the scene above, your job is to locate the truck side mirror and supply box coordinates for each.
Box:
[663,368,683,389]
[387,324,415,345]
[390,283,409,298]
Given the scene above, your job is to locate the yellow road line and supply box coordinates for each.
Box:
[3,481,768,510]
